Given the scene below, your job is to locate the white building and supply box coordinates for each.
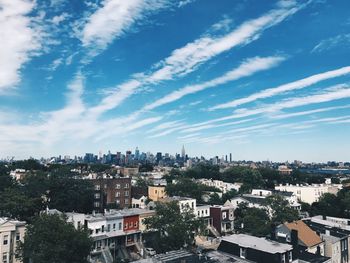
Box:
[131,195,147,209]
[0,218,26,263]
[275,184,342,204]
[158,196,197,213]
[197,179,242,193]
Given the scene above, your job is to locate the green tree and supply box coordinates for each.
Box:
[0,187,43,222]
[266,195,299,225]
[312,193,341,217]
[0,165,14,192]
[143,201,205,253]
[19,214,92,263]
[234,203,271,237]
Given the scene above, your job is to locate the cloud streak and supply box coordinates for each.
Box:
[209,65,350,110]
[90,0,305,115]
[143,56,285,111]
[0,0,42,92]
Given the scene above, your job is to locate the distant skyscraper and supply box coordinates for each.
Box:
[135,147,140,160]
[181,145,185,159]
[230,153,232,163]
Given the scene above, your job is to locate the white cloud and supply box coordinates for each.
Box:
[90,0,306,115]
[209,66,350,110]
[51,12,68,25]
[312,34,350,53]
[0,0,42,92]
[231,84,350,119]
[81,0,168,55]
[271,105,350,119]
[178,0,196,8]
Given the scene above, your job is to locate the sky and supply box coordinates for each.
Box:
[0,0,350,162]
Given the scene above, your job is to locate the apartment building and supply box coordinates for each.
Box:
[158,196,196,213]
[197,179,242,193]
[148,186,167,201]
[0,218,26,263]
[91,176,132,212]
[210,205,234,235]
[275,184,341,204]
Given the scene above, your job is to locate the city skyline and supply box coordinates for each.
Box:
[1,0,350,162]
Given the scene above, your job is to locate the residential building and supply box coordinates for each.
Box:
[132,195,147,209]
[210,205,234,235]
[0,218,26,263]
[275,184,341,204]
[304,218,350,263]
[91,176,132,212]
[148,186,166,201]
[218,234,294,263]
[158,196,196,213]
[197,179,242,193]
[278,165,293,175]
[276,220,325,255]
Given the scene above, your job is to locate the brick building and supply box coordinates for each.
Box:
[91,176,132,212]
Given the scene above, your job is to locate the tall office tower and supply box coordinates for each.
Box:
[230,153,232,163]
[181,145,186,159]
[225,155,228,162]
[135,147,140,160]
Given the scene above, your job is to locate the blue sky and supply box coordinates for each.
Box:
[1,0,350,162]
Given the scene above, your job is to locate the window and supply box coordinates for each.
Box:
[119,223,122,230]
[3,252,8,263]
[191,202,194,208]
[222,212,227,219]
[113,223,116,230]
[116,184,121,189]
[107,224,110,232]
[134,222,138,227]
[155,190,158,194]
[101,225,105,232]
[124,183,129,189]
[124,191,129,197]
[125,199,129,204]
[104,184,107,189]
[94,193,100,199]
[3,235,8,245]
[240,248,246,259]
[125,223,128,229]
[94,202,100,207]
[116,199,120,204]
[115,191,121,197]
[16,233,21,242]
[288,251,292,262]
[95,185,100,190]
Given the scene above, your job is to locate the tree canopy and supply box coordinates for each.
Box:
[143,201,205,253]
[19,214,92,263]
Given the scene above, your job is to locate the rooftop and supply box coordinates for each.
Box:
[284,220,322,247]
[221,234,293,254]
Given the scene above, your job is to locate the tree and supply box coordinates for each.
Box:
[19,214,92,263]
[48,175,94,213]
[0,165,14,192]
[266,195,299,225]
[222,189,238,203]
[143,201,205,252]
[234,203,271,237]
[311,193,341,217]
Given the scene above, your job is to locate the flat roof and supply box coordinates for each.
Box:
[222,234,293,254]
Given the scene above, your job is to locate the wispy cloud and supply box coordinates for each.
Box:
[209,65,350,110]
[270,105,350,119]
[80,0,169,57]
[312,34,350,53]
[90,0,306,115]
[0,0,43,92]
[143,56,285,111]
